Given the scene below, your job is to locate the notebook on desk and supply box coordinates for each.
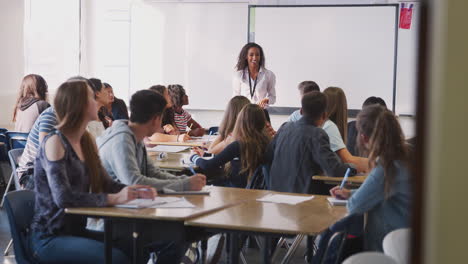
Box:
[327,197,348,206]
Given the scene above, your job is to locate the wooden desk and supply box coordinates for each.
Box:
[312,175,367,187]
[65,187,270,264]
[147,151,189,171]
[186,193,347,264]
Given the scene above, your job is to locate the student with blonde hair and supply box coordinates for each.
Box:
[13,74,49,132]
[190,104,271,187]
[208,95,251,154]
[323,87,368,172]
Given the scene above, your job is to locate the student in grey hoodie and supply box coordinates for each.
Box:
[97,89,206,191]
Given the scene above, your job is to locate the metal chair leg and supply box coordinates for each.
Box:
[270,237,287,261]
[280,234,305,264]
[3,239,12,256]
[0,172,14,207]
[240,251,248,264]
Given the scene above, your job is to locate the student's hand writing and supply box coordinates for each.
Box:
[330,186,351,200]
[192,147,205,157]
[189,128,206,137]
[108,185,157,205]
[257,98,269,108]
[178,134,191,142]
[188,174,206,191]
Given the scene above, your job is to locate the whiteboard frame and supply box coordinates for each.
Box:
[248,4,400,114]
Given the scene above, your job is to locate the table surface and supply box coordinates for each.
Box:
[66,187,271,221]
[185,194,347,236]
[312,175,368,184]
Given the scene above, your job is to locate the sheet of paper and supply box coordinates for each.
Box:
[150,198,195,208]
[327,197,348,206]
[147,145,189,153]
[115,197,183,208]
[188,135,215,143]
[257,194,314,205]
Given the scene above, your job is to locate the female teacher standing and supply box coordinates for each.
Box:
[232,43,276,108]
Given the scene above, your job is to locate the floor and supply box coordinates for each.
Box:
[0,161,307,264]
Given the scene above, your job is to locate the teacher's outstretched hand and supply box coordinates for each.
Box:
[232,42,276,109]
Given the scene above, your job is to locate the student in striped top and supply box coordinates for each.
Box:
[168,84,205,137]
[16,106,57,189]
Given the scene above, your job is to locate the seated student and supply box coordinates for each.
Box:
[97,90,206,191]
[347,96,387,156]
[323,87,368,173]
[104,82,129,120]
[330,105,411,251]
[16,106,56,189]
[13,74,49,132]
[168,84,205,137]
[146,85,190,143]
[263,109,276,138]
[29,79,159,263]
[88,78,113,131]
[287,80,320,122]
[266,91,354,194]
[208,96,250,154]
[189,104,271,188]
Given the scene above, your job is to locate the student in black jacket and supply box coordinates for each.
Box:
[265,91,355,194]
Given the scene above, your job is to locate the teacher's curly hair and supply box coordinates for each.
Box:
[235,42,265,71]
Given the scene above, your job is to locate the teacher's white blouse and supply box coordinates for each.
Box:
[232,67,276,105]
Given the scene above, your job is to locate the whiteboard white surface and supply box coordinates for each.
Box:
[130,2,248,110]
[251,6,398,110]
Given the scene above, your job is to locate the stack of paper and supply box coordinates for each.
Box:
[116,197,195,208]
[327,197,348,206]
[257,194,314,205]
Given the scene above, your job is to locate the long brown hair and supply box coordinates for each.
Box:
[324,87,348,143]
[231,104,271,179]
[356,105,409,196]
[54,81,107,193]
[13,74,48,121]
[219,96,250,140]
[149,85,176,127]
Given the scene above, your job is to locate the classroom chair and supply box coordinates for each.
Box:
[5,132,28,150]
[383,228,410,264]
[0,128,8,162]
[3,190,37,264]
[343,252,397,264]
[208,126,219,135]
[1,148,24,208]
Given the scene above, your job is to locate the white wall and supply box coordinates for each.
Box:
[0,0,24,129]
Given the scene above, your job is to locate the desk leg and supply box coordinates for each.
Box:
[132,223,144,264]
[262,236,271,264]
[306,236,314,264]
[201,239,208,264]
[104,219,113,264]
[228,233,240,264]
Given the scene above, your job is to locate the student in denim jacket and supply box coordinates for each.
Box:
[330,105,411,251]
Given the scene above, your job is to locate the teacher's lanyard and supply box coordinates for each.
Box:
[248,70,258,100]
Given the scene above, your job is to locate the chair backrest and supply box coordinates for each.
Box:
[343,252,397,264]
[4,190,36,264]
[383,228,410,264]
[5,132,29,150]
[9,148,25,190]
[208,126,219,135]
[0,129,7,161]
[246,164,268,190]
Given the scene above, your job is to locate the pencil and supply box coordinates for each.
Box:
[186,123,193,135]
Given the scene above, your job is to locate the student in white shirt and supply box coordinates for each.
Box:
[232,43,276,108]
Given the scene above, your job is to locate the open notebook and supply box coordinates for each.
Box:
[115,197,195,209]
[327,197,348,206]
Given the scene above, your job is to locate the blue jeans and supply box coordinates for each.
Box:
[30,231,129,264]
